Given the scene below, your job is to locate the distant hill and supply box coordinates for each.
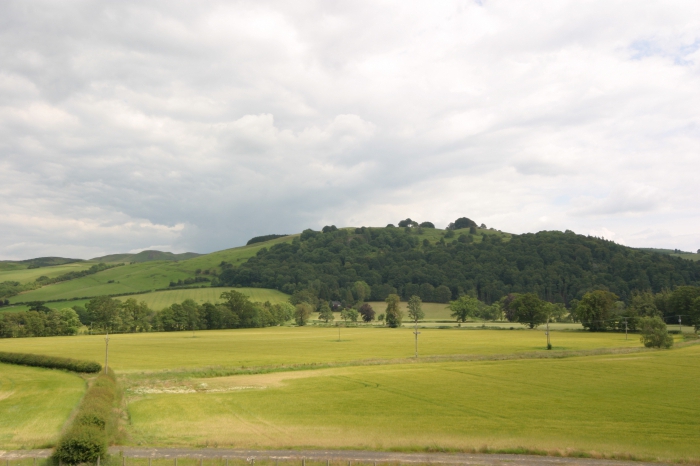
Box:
[0,257,84,270]
[220,227,700,304]
[92,250,201,263]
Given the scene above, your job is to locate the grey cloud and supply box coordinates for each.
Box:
[1,0,700,259]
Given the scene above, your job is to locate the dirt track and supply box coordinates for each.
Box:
[0,448,675,466]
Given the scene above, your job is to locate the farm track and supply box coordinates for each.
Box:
[0,448,677,466]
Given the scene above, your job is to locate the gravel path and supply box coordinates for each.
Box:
[0,448,675,466]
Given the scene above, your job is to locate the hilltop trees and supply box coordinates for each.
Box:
[218,227,700,308]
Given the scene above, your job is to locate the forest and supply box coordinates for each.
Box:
[219,227,700,306]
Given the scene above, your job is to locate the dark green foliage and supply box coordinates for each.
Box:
[385,294,402,327]
[0,351,101,373]
[322,225,338,233]
[54,371,119,464]
[508,293,548,328]
[449,217,478,230]
[0,308,81,338]
[577,290,619,331]
[246,234,289,245]
[218,227,700,306]
[419,222,435,228]
[358,303,375,322]
[398,218,419,228]
[639,316,674,348]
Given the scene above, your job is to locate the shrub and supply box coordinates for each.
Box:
[0,351,101,373]
[639,316,674,349]
[54,425,107,464]
[54,371,119,464]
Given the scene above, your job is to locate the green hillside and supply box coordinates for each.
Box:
[8,235,297,304]
[0,261,98,284]
[93,250,201,263]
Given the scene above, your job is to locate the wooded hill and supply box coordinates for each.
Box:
[219,226,700,306]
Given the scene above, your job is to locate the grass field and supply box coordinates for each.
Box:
[0,363,85,449]
[0,327,645,372]
[126,344,700,462]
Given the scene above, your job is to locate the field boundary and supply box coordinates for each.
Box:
[123,339,700,382]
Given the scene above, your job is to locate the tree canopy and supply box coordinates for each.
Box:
[218,227,700,308]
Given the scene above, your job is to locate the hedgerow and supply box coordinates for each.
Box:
[0,351,101,373]
[54,370,120,464]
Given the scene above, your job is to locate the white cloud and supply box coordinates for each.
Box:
[1,0,699,258]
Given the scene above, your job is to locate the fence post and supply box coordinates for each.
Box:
[97,457,100,466]
[175,458,178,466]
[149,459,152,466]
[302,459,305,466]
[201,459,203,466]
[123,457,126,466]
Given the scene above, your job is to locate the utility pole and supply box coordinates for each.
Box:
[624,318,628,340]
[678,315,682,334]
[104,329,110,374]
[414,319,421,358]
[545,319,551,349]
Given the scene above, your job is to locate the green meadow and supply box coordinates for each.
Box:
[0,327,644,373]
[126,344,700,462]
[0,363,85,449]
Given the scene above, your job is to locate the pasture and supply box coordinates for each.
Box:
[126,344,700,462]
[0,327,644,373]
[0,363,85,449]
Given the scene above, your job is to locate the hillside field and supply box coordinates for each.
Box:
[0,261,97,285]
[2,287,289,314]
[0,363,85,449]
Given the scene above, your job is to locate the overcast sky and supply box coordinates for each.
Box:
[1,1,699,260]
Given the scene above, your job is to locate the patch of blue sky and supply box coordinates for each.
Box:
[629,38,699,66]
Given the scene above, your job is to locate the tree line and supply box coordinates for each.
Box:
[0,291,295,338]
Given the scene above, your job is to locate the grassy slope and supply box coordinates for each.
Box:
[0,362,85,449]
[0,262,98,285]
[0,327,643,372]
[127,344,700,461]
[8,235,297,304]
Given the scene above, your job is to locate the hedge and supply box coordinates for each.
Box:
[54,371,120,464]
[0,351,101,373]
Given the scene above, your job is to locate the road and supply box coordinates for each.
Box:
[0,448,675,466]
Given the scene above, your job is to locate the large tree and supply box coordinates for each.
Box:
[508,293,548,329]
[358,303,375,322]
[449,295,480,323]
[385,294,403,328]
[86,296,121,331]
[577,290,619,331]
[318,301,334,323]
[407,295,424,324]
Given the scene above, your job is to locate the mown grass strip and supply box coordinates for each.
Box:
[123,339,700,384]
[0,351,101,373]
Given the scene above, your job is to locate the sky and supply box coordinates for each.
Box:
[1,0,699,260]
